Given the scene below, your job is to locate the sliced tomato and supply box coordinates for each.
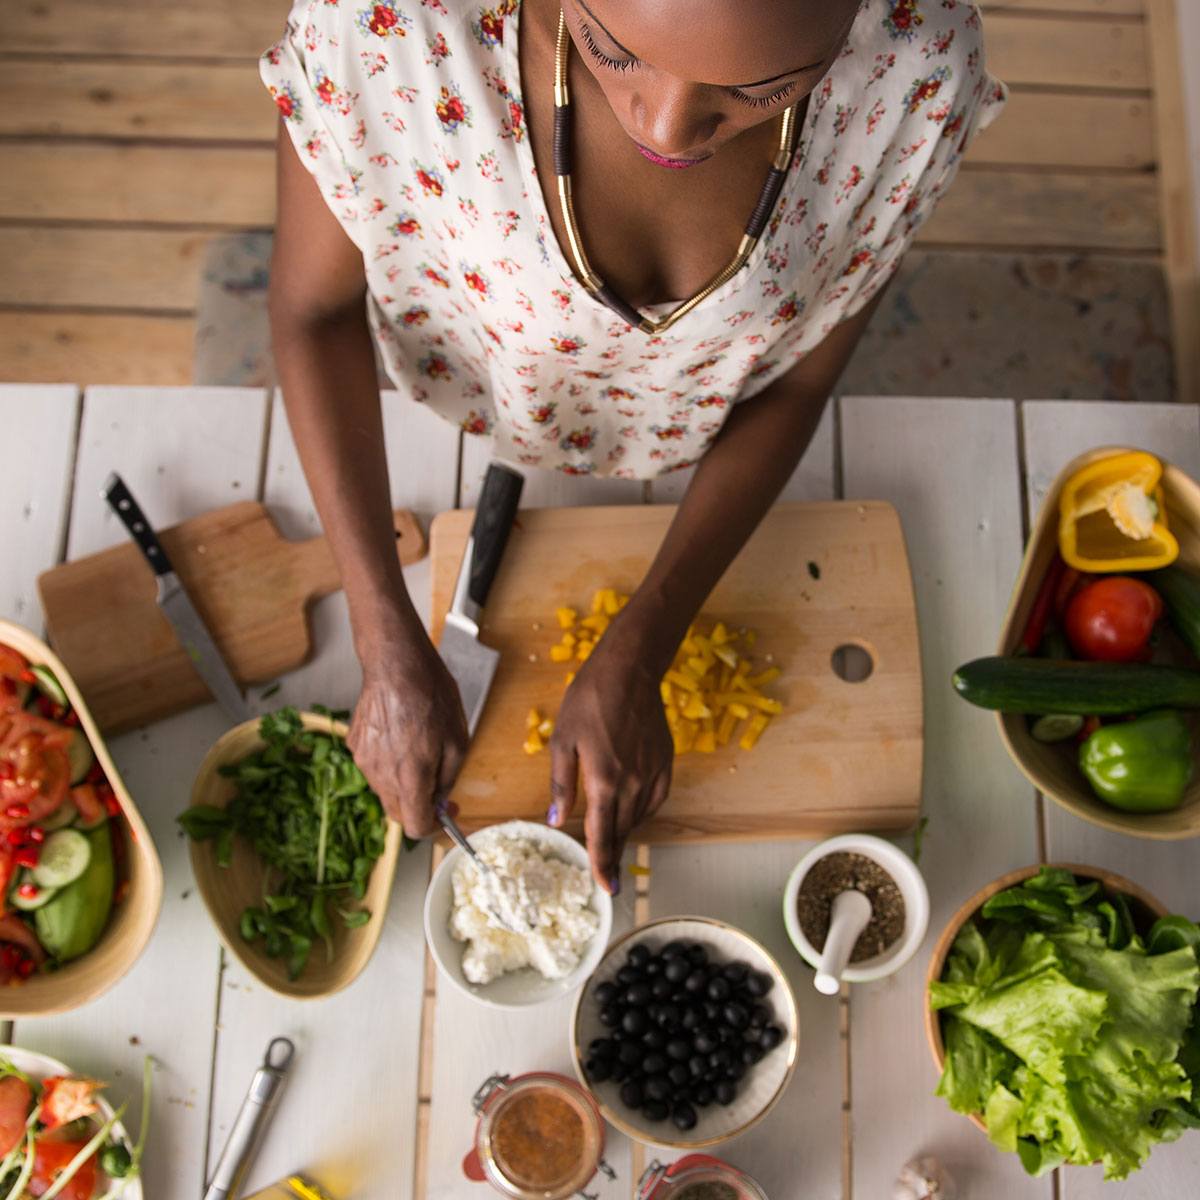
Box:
[30,1139,96,1200]
[0,646,29,716]
[0,845,15,900]
[0,714,71,827]
[0,913,45,964]
[69,784,105,828]
[40,1077,101,1132]
[0,1073,32,1157]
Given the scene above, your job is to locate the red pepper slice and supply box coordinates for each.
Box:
[1020,556,1066,655]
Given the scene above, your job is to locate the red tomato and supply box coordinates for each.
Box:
[0,646,29,715]
[30,1139,96,1200]
[0,1074,32,1157]
[1064,577,1163,662]
[0,713,71,825]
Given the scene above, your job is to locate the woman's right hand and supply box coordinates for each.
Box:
[346,633,469,838]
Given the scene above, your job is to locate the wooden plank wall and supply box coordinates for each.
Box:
[0,0,1194,396]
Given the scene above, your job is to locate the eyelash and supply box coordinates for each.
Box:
[577,19,799,108]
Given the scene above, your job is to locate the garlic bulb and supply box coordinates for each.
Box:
[893,1156,957,1200]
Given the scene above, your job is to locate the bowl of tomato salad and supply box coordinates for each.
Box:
[0,619,162,1016]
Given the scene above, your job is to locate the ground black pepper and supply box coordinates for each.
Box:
[672,1183,739,1200]
[797,851,905,962]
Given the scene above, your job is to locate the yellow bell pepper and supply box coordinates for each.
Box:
[555,606,577,629]
[1057,451,1178,572]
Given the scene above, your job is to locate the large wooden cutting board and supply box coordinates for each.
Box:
[37,501,425,734]
[431,502,923,843]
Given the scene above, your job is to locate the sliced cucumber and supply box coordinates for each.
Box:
[9,871,59,911]
[66,729,96,786]
[1030,713,1085,743]
[40,802,79,833]
[30,664,68,709]
[31,829,91,890]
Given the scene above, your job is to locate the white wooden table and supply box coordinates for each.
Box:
[2,385,1199,1200]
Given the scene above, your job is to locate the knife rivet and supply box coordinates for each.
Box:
[118,499,130,510]
[132,521,145,532]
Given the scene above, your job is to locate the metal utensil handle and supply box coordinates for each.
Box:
[436,799,486,869]
[466,463,524,610]
[203,1037,295,1200]
[102,472,175,578]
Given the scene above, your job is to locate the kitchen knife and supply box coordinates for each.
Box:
[438,462,525,739]
[102,472,251,725]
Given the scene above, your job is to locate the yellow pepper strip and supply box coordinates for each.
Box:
[526,708,541,730]
[593,588,618,614]
[715,708,739,746]
[1057,451,1178,572]
[695,728,716,753]
[713,644,739,670]
[628,863,652,876]
[561,632,577,648]
[746,666,781,687]
[715,693,782,714]
[659,680,674,706]
[564,671,575,685]
[537,718,554,738]
[739,712,770,750]
[682,694,712,720]
[580,614,610,634]
[726,701,751,720]
[550,644,573,663]
[742,630,757,649]
[602,590,624,615]
[523,730,544,754]
[556,606,577,629]
[576,640,594,661]
[711,621,729,645]
[664,668,698,693]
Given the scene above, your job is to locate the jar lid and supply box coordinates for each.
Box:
[474,1073,605,1199]
[636,1155,769,1200]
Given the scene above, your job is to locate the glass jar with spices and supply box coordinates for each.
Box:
[636,1155,769,1200]
[464,1072,609,1199]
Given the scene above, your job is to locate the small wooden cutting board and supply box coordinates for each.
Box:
[431,501,923,843]
[37,501,425,734]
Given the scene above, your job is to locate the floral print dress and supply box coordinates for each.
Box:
[262,0,1006,479]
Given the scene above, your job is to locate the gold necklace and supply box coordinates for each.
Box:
[553,10,798,335]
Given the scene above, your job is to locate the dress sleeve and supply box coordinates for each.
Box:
[259,0,371,249]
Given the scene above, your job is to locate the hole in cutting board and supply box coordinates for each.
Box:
[831,642,874,683]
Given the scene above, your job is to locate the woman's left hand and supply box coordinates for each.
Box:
[547,624,673,895]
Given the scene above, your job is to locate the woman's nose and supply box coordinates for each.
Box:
[630,76,720,157]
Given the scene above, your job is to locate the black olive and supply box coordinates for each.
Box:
[747,1003,770,1030]
[650,977,673,1000]
[681,1005,704,1031]
[715,1079,737,1105]
[684,969,708,995]
[691,1082,715,1107]
[746,970,773,997]
[618,1040,643,1066]
[595,980,618,1005]
[620,1079,644,1109]
[617,964,642,986]
[628,943,652,967]
[599,1004,622,1027]
[686,943,708,966]
[706,976,731,1002]
[728,1060,746,1082]
[662,940,688,959]
[625,982,652,1008]
[643,1099,670,1122]
[585,1056,611,1083]
[722,1002,749,1030]
[741,1041,765,1066]
[656,1003,681,1029]
[622,1009,649,1037]
[643,956,663,977]
[722,960,749,984]
[759,1024,784,1051]
[588,1037,615,1059]
[643,1051,669,1076]
[668,1062,691,1087]
[673,1101,698,1130]
[709,1048,733,1073]
[642,1027,667,1050]
[664,957,690,984]
[610,1058,630,1083]
[693,1030,717,1055]
[666,1037,693,1061]
[645,1074,671,1102]
[688,1054,707,1078]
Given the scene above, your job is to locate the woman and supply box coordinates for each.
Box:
[263,0,1004,893]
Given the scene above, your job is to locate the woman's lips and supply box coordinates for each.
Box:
[635,143,710,169]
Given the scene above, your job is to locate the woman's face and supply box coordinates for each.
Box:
[562,0,863,167]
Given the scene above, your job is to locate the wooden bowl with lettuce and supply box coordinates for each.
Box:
[925,863,1200,1182]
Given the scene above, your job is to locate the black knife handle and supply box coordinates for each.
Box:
[467,463,524,609]
[102,471,175,577]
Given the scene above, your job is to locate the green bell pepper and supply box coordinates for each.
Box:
[1079,709,1193,813]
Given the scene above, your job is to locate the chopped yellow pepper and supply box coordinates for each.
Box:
[523,730,544,754]
[739,712,770,750]
[1058,450,1178,572]
[550,644,574,663]
[526,708,541,730]
[556,606,578,629]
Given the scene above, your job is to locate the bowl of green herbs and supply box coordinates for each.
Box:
[179,707,405,999]
[926,863,1200,1182]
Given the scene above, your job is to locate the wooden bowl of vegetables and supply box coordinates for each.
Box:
[960,446,1200,839]
[183,709,404,999]
[925,863,1194,1181]
[0,619,163,1017]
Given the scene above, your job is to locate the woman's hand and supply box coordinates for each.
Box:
[346,633,469,838]
[548,625,673,895]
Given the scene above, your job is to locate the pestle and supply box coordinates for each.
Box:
[814,889,872,995]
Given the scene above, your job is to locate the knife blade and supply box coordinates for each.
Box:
[438,462,525,739]
[102,472,251,725]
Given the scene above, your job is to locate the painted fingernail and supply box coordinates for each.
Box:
[547,803,559,826]
[608,873,621,896]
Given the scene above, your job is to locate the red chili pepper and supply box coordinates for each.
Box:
[27,826,44,844]
[16,957,35,978]
[0,762,14,781]
[62,709,80,727]
[86,762,105,785]
[1019,555,1067,655]
[4,803,29,820]
[14,847,39,869]
[103,794,121,817]
[18,669,36,685]
[6,829,26,847]
[0,946,20,968]
[17,883,37,900]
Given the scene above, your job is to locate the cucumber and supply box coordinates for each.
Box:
[40,802,79,833]
[30,664,68,709]
[1030,713,1084,743]
[1146,565,1200,659]
[34,822,114,962]
[8,871,58,912]
[32,829,91,889]
[65,728,96,786]
[953,656,1200,715]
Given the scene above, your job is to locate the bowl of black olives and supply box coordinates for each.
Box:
[570,916,798,1148]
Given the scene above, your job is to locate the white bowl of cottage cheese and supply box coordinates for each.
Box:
[424,820,613,1008]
